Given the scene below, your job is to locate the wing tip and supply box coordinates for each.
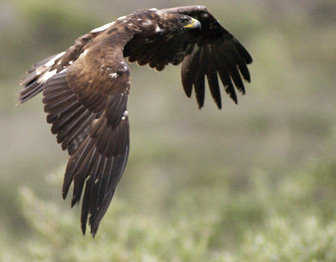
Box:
[81,222,87,236]
[90,224,98,238]
[245,53,253,65]
[230,93,238,104]
[62,192,67,200]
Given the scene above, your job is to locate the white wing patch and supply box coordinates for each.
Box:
[90,22,115,33]
[33,52,67,84]
[35,52,65,75]
[37,67,67,84]
[117,16,126,21]
[121,110,128,120]
[45,52,65,67]
[109,73,118,78]
[155,26,162,33]
[80,49,88,58]
[37,69,57,84]
[141,20,153,26]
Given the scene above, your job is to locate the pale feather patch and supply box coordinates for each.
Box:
[37,68,66,84]
[36,52,65,75]
[117,16,126,21]
[45,52,65,67]
[90,22,115,33]
[155,26,162,33]
[121,110,128,120]
[109,73,118,78]
[37,69,57,84]
[142,20,152,26]
[92,118,99,125]
[79,49,88,58]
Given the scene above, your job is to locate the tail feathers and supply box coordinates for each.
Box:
[18,52,65,104]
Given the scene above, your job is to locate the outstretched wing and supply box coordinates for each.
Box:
[19,32,97,104]
[42,39,132,236]
[124,6,252,108]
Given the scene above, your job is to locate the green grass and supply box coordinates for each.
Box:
[11,159,336,261]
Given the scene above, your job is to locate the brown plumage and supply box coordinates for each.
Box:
[18,6,252,236]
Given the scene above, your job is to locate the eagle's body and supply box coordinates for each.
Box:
[19,6,252,236]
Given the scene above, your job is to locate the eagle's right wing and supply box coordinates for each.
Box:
[124,6,252,108]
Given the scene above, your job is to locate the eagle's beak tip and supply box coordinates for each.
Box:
[184,18,201,29]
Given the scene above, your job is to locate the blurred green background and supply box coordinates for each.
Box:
[1,0,336,261]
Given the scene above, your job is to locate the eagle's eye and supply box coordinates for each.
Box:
[180,17,190,25]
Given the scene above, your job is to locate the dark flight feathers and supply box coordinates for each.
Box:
[18,5,252,236]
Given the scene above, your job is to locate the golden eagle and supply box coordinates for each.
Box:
[19,6,252,236]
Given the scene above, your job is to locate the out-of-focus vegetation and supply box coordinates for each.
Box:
[1,0,336,261]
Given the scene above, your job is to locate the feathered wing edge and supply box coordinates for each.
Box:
[19,54,131,236]
[161,6,252,108]
[180,36,252,109]
[62,122,129,236]
[18,25,135,236]
[42,70,131,236]
[18,53,64,104]
[18,31,97,104]
[180,18,252,107]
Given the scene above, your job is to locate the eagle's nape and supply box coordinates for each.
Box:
[18,5,252,236]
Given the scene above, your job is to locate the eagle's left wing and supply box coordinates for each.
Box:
[124,6,252,109]
[21,32,134,236]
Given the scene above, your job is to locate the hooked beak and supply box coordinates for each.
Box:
[183,18,201,29]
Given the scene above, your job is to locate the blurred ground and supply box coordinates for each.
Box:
[1,0,336,261]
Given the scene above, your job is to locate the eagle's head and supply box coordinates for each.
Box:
[133,9,201,36]
[159,13,201,33]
